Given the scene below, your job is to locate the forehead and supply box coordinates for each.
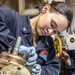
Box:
[52,13,68,32]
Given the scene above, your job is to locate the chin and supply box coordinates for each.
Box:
[39,34,47,36]
[38,34,43,36]
[38,32,46,36]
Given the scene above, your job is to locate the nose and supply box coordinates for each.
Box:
[47,29,54,34]
[47,29,59,35]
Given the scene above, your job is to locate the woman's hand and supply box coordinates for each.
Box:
[57,51,71,66]
[18,45,37,66]
[31,64,41,75]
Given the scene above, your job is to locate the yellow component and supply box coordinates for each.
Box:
[54,37,62,56]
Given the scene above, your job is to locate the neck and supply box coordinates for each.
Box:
[30,15,40,47]
[30,15,39,33]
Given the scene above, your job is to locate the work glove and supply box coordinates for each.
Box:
[31,64,41,75]
[18,45,37,66]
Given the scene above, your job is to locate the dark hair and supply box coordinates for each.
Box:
[50,1,73,28]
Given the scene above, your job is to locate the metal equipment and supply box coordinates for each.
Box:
[0,36,31,75]
[65,33,75,50]
[54,36,62,56]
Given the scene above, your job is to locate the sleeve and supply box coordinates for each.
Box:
[41,49,60,75]
[0,22,16,53]
[38,37,60,75]
[0,8,17,53]
[0,7,22,31]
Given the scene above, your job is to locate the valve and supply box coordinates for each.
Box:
[54,36,62,57]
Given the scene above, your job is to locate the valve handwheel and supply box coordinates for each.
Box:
[54,37,62,57]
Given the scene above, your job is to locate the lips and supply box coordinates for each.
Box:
[41,29,47,35]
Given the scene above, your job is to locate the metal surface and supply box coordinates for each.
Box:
[0,52,31,75]
[20,8,39,16]
[66,33,75,50]
[13,36,22,54]
[0,64,31,75]
[0,52,26,69]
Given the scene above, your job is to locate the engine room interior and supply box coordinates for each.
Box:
[0,0,75,75]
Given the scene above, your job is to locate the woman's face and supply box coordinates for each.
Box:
[36,12,68,36]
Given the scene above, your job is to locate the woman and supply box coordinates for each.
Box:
[0,1,73,75]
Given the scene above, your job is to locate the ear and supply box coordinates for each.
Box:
[42,4,51,13]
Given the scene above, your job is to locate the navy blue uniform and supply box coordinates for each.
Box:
[0,8,60,75]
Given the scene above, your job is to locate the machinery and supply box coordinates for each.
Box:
[65,33,75,50]
[54,36,62,56]
[0,36,31,75]
[0,52,31,75]
[54,33,75,56]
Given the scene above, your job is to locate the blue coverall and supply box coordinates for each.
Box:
[0,8,60,75]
